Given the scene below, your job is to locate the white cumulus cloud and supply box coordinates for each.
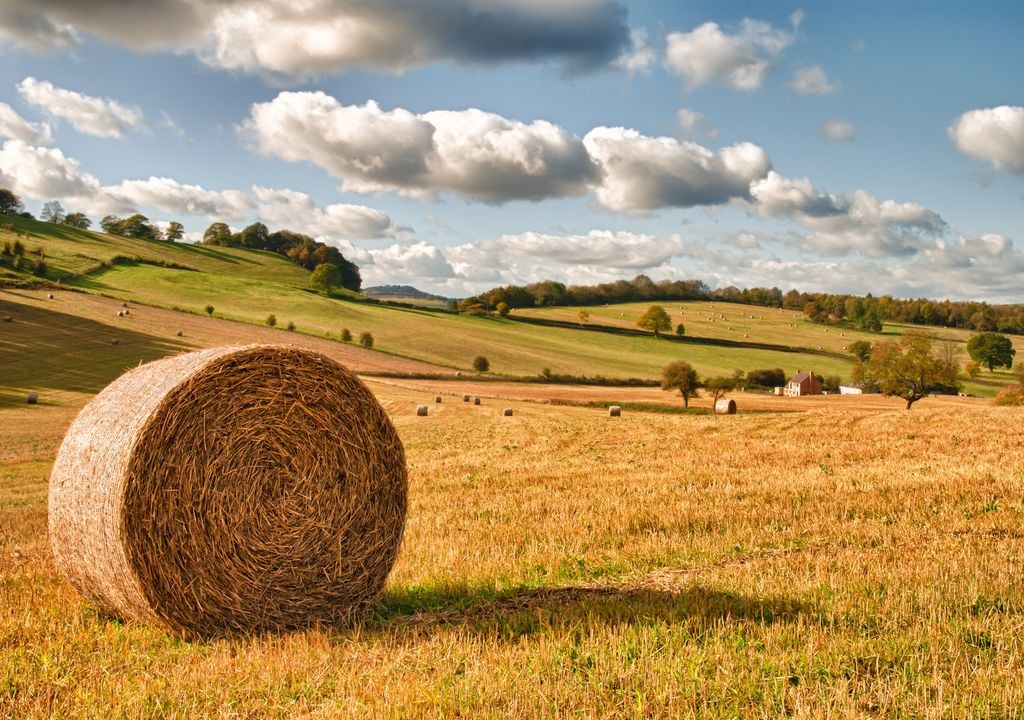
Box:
[253,186,395,240]
[0,102,52,144]
[788,64,837,95]
[0,139,100,199]
[750,171,948,258]
[664,17,796,91]
[99,177,253,220]
[614,28,656,75]
[948,105,1024,173]
[17,77,146,139]
[583,127,771,213]
[243,92,597,203]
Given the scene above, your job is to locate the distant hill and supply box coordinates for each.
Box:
[363,285,451,302]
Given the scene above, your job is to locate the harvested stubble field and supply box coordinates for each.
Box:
[3,378,1024,718]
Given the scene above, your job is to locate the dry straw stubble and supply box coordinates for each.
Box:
[48,344,407,638]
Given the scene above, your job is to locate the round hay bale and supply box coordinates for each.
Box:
[608,405,621,417]
[117,311,124,318]
[416,405,428,416]
[434,395,442,403]
[111,338,120,345]
[26,391,38,404]
[176,330,183,337]
[462,394,470,402]
[48,345,407,637]
[715,398,737,415]
[47,293,54,299]
[502,408,513,416]
[121,302,128,308]
[2,315,12,323]
[473,396,481,405]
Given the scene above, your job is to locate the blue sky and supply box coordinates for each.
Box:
[0,1,1021,301]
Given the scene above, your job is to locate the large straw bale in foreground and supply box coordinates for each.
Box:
[48,345,407,637]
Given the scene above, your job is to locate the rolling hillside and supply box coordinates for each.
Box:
[1,216,1018,396]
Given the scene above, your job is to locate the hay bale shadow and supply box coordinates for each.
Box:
[358,582,811,642]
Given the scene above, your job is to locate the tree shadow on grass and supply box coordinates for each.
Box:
[355,582,810,642]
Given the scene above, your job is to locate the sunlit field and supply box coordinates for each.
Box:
[3,289,1024,717]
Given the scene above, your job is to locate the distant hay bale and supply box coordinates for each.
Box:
[715,399,737,415]
[434,395,442,403]
[111,339,120,345]
[26,391,38,404]
[473,396,481,405]
[463,394,470,402]
[117,311,124,317]
[121,302,128,308]
[416,405,429,416]
[502,408,513,416]
[47,293,54,299]
[48,345,407,638]
[176,330,183,337]
[608,405,621,417]
[3,316,12,323]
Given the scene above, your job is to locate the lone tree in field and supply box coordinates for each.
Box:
[637,305,671,337]
[473,355,490,372]
[359,332,374,349]
[265,314,276,327]
[661,360,699,408]
[703,375,735,405]
[847,340,872,362]
[966,332,1015,372]
[340,328,352,342]
[204,305,214,317]
[675,322,685,336]
[310,262,343,295]
[854,333,961,409]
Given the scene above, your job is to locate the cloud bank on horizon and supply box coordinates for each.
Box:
[0,2,1020,302]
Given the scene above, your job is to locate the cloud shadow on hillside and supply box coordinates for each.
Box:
[0,294,189,401]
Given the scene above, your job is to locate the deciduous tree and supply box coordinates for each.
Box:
[309,263,343,294]
[41,201,64,223]
[703,375,735,405]
[637,305,671,337]
[966,332,1015,372]
[0,189,23,215]
[202,222,233,246]
[165,221,184,242]
[660,360,699,408]
[847,340,872,362]
[854,333,961,409]
[62,212,91,229]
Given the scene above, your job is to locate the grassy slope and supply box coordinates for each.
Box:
[3,217,1019,393]
[0,214,311,285]
[517,300,1023,395]
[70,263,858,380]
